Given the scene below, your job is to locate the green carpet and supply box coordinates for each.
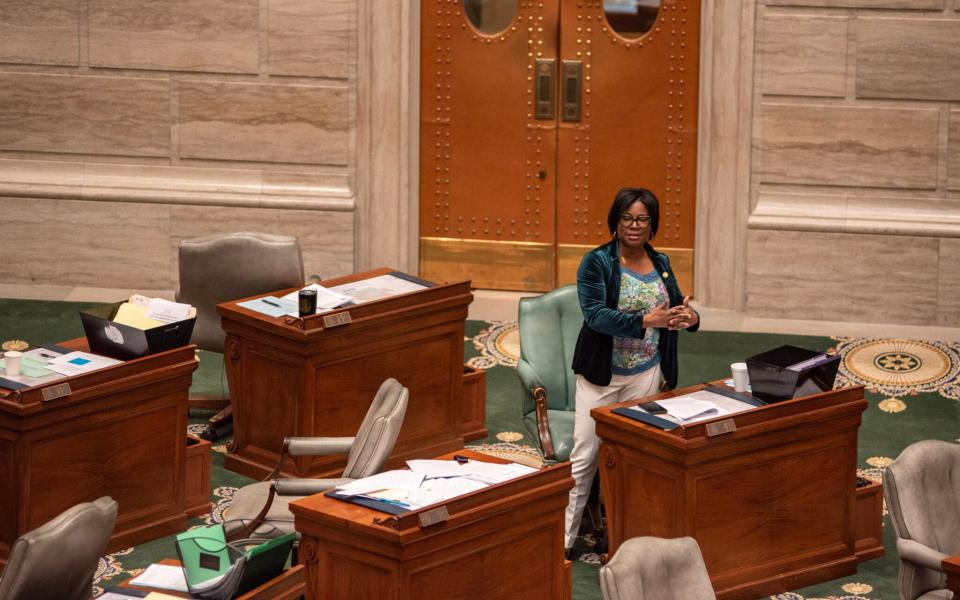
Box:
[3,299,959,599]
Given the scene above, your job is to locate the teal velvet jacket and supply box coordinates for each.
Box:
[571,239,699,388]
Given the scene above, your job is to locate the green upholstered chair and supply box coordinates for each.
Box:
[517,284,582,463]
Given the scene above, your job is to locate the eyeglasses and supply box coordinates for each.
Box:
[619,214,652,227]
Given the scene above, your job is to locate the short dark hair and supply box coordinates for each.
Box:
[607,187,660,239]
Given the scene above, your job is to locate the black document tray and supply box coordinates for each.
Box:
[81,302,195,361]
[745,345,840,403]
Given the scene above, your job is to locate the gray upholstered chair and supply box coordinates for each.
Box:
[517,284,582,463]
[0,496,117,600]
[225,378,409,541]
[176,232,305,438]
[883,439,960,600]
[599,536,716,600]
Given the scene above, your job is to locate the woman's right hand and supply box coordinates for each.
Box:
[642,303,677,329]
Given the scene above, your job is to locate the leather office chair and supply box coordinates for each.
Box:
[517,284,582,463]
[599,536,716,600]
[883,439,960,600]
[176,232,305,439]
[0,496,117,600]
[225,378,409,540]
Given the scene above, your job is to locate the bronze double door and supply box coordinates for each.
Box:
[419,0,700,293]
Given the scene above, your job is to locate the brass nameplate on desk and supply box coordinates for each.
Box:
[418,506,449,527]
[41,383,72,402]
[705,419,736,437]
[322,311,352,328]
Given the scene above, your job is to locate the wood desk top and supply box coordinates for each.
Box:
[290,449,572,539]
[216,267,472,337]
[591,379,866,446]
[0,337,197,412]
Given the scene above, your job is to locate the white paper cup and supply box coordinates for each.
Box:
[731,362,749,393]
[4,350,23,377]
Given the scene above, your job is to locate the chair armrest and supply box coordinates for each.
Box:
[259,437,356,483]
[530,386,556,463]
[517,359,556,462]
[516,359,545,390]
[274,478,354,496]
[286,437,356,457]
[898,538,948,570]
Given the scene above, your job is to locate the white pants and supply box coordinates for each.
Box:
[564,368,663,549]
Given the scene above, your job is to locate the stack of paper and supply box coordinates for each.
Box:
[328,274,428,304]
[333,459,537,511]
[113,294,195,330]
[658,398,723,422]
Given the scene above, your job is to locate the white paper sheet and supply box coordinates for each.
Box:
[23,347,65,362]
[406,459,471,478]
[328,274,428,304]
[46,351,122,376]
[406,459,537,484]
[334,469,426,496]
[657,397,724,421]
[145,298,193,324]
[458,461,538,485]
[128,563,189,592]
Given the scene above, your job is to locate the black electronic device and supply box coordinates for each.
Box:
[745,345,840,404]
[638,400,667,415]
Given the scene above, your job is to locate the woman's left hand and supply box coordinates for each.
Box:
[668,296,699,330]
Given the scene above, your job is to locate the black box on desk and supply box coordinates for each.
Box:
[80,303,196,361]
[745,345,841,404]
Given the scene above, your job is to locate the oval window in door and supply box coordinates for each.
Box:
[603,0,661,39]
[463,0,518,36]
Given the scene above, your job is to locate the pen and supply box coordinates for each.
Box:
[262,299,281,307]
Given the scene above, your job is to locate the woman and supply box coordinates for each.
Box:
[565,187,699,554]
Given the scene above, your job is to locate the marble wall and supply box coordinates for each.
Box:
[745,0,960,326]
[0,0,357,290]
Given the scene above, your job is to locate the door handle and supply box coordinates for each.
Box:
[534,58,556,120]
[561,60,582,122]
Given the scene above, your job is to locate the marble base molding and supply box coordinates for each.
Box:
[749,192,960,238]
[0,160,353,211]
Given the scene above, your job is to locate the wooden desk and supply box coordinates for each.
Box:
[289,450,573,600]
[119,558,306,600]
[218,268,473,481]
[592,383,868,600]
[944,555,960,597]
[0,340,197,570]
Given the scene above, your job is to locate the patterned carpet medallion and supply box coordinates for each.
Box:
[468,321,519,369]
[834,337,960,405]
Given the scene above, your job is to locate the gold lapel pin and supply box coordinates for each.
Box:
[662,272,669,279]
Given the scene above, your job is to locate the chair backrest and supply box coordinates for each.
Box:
[518,285,583,411]
[176,232,305,353]
[599,536,716,600]
[0,496,117,600]
[884,439,960,556]
[342,378,410,480]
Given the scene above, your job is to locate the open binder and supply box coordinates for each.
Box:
[175,524,295,599]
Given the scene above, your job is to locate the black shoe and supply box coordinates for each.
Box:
[564,548,575,561]
[593,528,608,555]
